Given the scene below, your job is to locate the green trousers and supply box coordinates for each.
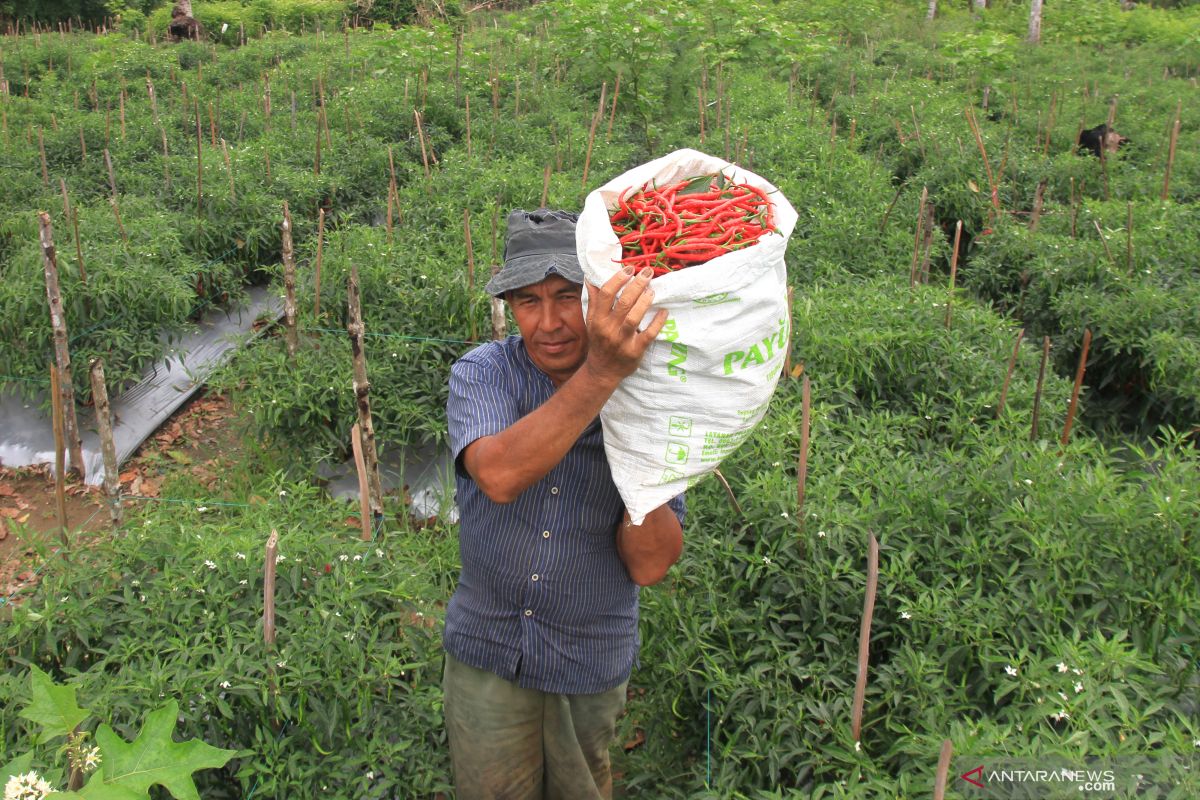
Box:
[442,652,628,800]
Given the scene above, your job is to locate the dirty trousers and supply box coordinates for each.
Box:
[443,652,627,800]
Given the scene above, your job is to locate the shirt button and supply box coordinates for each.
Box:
[542,530,551,539]
[550,487,559,495]
[531,574,539,581]
[524,609,533,617]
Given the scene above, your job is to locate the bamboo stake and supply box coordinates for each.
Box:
[48,364,70,548]
[965,106,1000,213]
[264,149,271,184]
[851,533,880,743]
[910,105,927,161]
[712,469,744,518]
[996,328,1026,417]
[280,202,299,358]
[38,126,48,187]
[606,72,621,142]
[944,220,962,329]
[698,67,707,144]
[933,739,954,800]
[1031,336,1050,441]
[314,208,325,320]
[89,359,121,527]
[195,100,203,216]
[350,424,374,541]
[465,94,472,158]
[263,530,278,646]
[1161,101,1181,201]
[909,187,928,288]
[1060,329,1092,446]
[1123,201,1132,273]
[1093,220,1119,271]
[348,264,384,516]
[314,109,322,176]
[1029,178,1047,232]
[110,198,127,246]
[221,138,235,201]
[581,82,607,189]
[146,76,158,124]
[70,206,86,285]
[414,109,431,185]
[540,164,551,208]
[918,205,935,284]
[464,208,477,342]
[119,90,125,137]
[40,212,85,477]
[797,374,811,521]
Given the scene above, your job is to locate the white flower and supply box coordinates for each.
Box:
[139,594,146,602]
[900,611,912,620]
[239,580,248,586]
[353,554,363,561]
[82,746,101,771]
[344,631,356,641]
[366,771,375,780]
[817,530,826,538]
[1058,691,1068,701]
[339,554,350,562]
[1193,739,1200,748]
[375,549,384,558]
[196,506,209,513]
[220,681,231,689]
[772,461,781,467]
[131,580,140,586]
[235,552,247,560]
[780,512,789,518]
[1023,479,1033,485]
[4,771,54,800]
[204,560,217,570]
[1073,682,1083,693]
[1051,710,1069,722]
[1071,667,1083,675]
[924,415,932,420]
[275,554,286,564]
[854,740,861,752]
[1005,665,1018,677]
[278,490,287,497]
[762,557,771,565]
[1056,662,1068,673]
[276,660,287,668]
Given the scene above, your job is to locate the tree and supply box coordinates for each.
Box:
[927,0,938,21]
[1027,0,1043,44]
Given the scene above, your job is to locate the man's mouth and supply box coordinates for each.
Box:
[538,340,573,355]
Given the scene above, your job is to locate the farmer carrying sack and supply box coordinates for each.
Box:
[578,149,797,524]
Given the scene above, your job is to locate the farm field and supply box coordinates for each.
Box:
[1,0,1198,797]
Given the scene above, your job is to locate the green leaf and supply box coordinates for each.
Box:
[19,666,89,744]
[0,752,36,788]
[47,771,146,800]
[94,701,236,800]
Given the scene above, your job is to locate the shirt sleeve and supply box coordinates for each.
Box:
[447,353,521,478]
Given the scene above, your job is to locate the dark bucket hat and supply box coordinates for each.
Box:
[485,209,584,297]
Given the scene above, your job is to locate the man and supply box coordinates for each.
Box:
[443,209,686,799]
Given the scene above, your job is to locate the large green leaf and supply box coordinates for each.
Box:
[91,702,236,800]
[18,666,88,744]
[46,771,145,800]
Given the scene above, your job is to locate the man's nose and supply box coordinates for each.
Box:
[537,303,561,333]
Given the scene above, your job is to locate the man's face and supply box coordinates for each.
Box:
[507,274,588,386]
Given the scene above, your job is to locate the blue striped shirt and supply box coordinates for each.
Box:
[445,335,684,695]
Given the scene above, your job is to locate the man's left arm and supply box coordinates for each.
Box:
[617,501,684,586]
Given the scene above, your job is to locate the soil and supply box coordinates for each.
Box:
[1,388,244,607]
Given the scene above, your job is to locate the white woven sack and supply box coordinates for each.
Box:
[577,149,797,524]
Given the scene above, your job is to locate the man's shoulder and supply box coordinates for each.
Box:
[454,335,525,372]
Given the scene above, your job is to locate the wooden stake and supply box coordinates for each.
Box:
[465,94,472,158]
[313,109,322,176]
[350,424,374,541]
[221,138,235,200]
[933,739,954,800]
[796,374,811,520]
[263,530,278,646]
[944,220,962,329]
[195,100,203,216]
[89,359,121,527]
[314,208,325,320]
[1029,178,1047,232]
[712,469,744,518]
[1031,336,1050,441]
[38,126,48,187]
[280,202,299,358]
[347,264,384,516]
[39,212,85,477]
[909,187,928,288]
[965,106,1000,213]
[606,72,621,142]
[996,328,1026,417]
[851,533,879,743]
[581,82,607,190]
[464,208,477,342]
[540,164,551,208]
[110,198,128,246]
[119,90,125,137]
[1161,101,1181,201]
[414,109,431,185]
[1061,329,1092,446]
[48,364,70,548]
[1093,219,1119,271]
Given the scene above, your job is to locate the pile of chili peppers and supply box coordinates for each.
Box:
[609,172,776,277]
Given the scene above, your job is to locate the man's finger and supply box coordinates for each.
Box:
[611,267,653,316]
[623,284,657,331]
[640,308,670,343]
[599,266,633,306]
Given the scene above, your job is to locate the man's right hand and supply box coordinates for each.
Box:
[583,266,670,386]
